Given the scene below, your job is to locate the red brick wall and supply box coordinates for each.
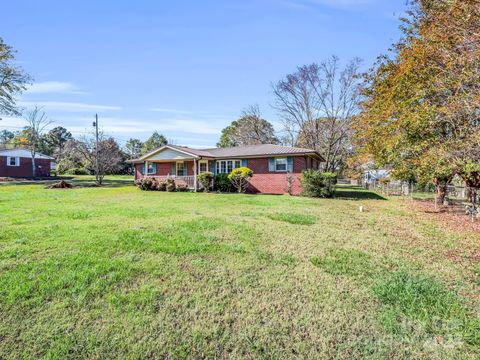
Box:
[245,157,309,195]
[0,157,52,178]
[135,161,195,179]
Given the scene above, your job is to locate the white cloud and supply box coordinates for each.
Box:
[19,101,122,112]
[27,81,85,94]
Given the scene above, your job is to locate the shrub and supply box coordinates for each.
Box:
[135,177,157,191]
[166,178,176,192]
[197,172,214,192]
[228,167,253,193]
[156,181,167,191]
[64,167,89,175]
[176,184,190,192]
[301,170,337,198]
[214,173,236,193]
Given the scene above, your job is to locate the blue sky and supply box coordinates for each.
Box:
[1,0,405,148]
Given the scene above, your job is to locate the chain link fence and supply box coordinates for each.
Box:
[362,179,479,220]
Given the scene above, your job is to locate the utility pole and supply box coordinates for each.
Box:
[93,114,99,184]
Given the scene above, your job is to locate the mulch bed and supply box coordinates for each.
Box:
[46,180,74,189]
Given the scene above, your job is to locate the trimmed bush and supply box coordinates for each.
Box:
[214,173,236,193]
[166,178,176,192]
[156,181,167,191]
[228,167,253,193]
[176,184,190,192]
[197,172,214,192]
[135,177,157,191]
[301,170,337,198]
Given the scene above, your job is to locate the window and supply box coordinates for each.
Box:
[147,163,155,175]
[275,158,287,172]
[216,160,242,174]
[199,161,208,173]
[176,161,185,176]
[7,157,19,167]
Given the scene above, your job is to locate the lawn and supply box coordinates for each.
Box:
[0,177,478,359]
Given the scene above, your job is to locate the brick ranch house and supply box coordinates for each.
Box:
[129,144,324,195]
[0,148,55,178]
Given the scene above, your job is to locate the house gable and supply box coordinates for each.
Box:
[145,147,196,161]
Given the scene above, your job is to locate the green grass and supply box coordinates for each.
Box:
[0,176,479,359]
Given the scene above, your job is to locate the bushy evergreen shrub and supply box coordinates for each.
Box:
[214,173,236,192]
[166,178,176,192]
[197,172,214,192]
[301,170,337,198]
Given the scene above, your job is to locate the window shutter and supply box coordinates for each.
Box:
[241,159,247,167]
[152,163,157,174]
[287,157,293,172]
[268,158,275,172]
[210,160,215,173]
[140,163,145,175]
[171,162,176,176]
[183,161,187,176]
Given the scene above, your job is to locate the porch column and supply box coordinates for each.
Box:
[144,160,148,178]
[193,158,197,192]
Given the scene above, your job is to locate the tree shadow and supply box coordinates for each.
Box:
[334,185,387,201]
[0,176,134,188]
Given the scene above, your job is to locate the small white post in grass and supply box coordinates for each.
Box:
[359,206,364,213]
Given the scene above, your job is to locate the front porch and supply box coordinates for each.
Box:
[135,159,213,191]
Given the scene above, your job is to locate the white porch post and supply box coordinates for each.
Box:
[144,160,148,177]
[193,158,197,192]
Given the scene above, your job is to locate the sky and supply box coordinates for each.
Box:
[1,0,406,148]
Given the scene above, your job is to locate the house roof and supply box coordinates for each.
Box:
[130,144,323,163]
[0,148,55,160]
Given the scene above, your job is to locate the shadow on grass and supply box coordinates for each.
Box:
[334,185,387,201]
[0,176,134,189]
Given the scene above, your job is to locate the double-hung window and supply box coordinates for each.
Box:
[7,157,20,167]
[216,160,241,174]
[147,163,155,175]
[275,158,287,172]
[176,161,185,176]
[199,160,208,173]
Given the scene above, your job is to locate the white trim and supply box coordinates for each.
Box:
[215,159,242,174]
[139,145,200,161]
[6,156,20,167]
[198,160,208,174]
[176,161,185,177]
[274,157,288,172]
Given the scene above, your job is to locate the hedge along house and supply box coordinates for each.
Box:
[128,144,324,195]
[0,148,55,178]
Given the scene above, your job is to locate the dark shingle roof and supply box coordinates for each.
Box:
[204,144,319,158]
[132,144,322,162]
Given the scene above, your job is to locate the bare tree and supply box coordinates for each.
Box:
[76,132,124,185]
[24,106,53,177]
[272,56,362,172]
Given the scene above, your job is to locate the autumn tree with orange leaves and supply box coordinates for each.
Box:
[353,0,480,204]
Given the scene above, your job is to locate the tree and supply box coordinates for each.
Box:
[0,37,32,115]
[228,167,253,193]
[272,56,362,172]
[24,106,53,177]
[45,126,72,160]
[0,129,14,145]
[217,121,239,148]
[75,135,125,185]
[353,0,480,204]
[141,131,167,155]
[217,105,278,147]
[125,138,143,159]
[57,139,86,174]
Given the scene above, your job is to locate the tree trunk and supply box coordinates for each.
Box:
[31,155,36,178]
